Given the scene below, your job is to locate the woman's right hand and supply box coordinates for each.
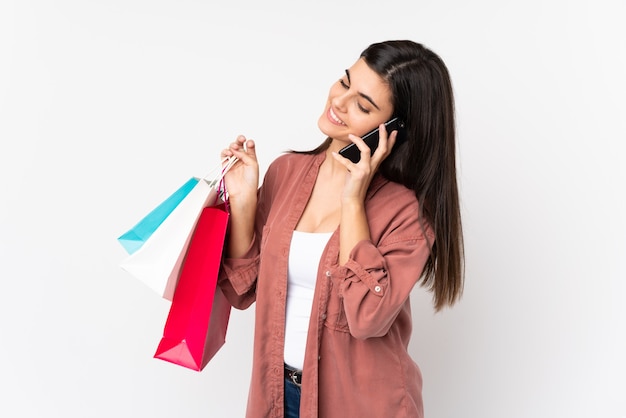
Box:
[221,135,259,205]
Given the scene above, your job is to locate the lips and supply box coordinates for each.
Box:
[327,107,346,126]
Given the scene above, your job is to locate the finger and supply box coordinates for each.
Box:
[221,146,236,159]
[371,129,398,166]
[229,135,247,151]
[236,135,248,147]
[243,139,256,158]
[377,127,397,155]
[387,130,398,149]
[230,138,258,164]
[222,135,246,159]
[347,133,372,163]
[331,150,353,169]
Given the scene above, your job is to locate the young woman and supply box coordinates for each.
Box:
[218,40,464,418]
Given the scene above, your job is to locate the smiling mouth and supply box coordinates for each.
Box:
[328,107,346,126]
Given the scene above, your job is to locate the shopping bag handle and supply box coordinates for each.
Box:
[200,156,239,210]
[203,156,238,189]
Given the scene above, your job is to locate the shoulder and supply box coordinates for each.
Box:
[369,176,418,208]
[367,177,433,240]
[268,152,317,170]
[263,152,322,183]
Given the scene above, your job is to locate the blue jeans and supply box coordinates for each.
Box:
[284,377,301,418]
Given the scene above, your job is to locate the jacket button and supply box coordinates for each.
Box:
[374,285,382,293]
[325,270,331,277]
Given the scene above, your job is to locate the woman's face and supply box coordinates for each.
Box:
[318,58,394,145]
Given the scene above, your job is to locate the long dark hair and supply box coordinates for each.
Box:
[297,40,464,311]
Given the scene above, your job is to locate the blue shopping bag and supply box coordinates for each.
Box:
[117,177,199,254]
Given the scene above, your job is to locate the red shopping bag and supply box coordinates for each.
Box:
[153,203,231,371]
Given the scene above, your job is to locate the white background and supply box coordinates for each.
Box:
[1,1,625,417]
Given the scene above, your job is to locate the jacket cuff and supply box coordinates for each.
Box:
[220,233,259,295]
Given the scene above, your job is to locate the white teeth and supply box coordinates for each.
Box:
[329,108,345,125]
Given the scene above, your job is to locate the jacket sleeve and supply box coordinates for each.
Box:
[218,236,260,310]
[331,208,433,340]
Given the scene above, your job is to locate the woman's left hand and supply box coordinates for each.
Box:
[332,123,398,202]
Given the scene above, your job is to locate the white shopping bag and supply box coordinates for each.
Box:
[119,157,237,300]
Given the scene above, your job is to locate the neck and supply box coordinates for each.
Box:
[322,148,350,179]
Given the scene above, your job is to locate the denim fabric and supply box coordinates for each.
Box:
[284,377,301,418]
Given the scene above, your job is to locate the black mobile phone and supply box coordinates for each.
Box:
[338,117,406,163]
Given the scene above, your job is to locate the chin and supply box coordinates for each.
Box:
[317,115,333,137]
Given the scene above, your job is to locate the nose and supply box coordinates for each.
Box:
[332,91,349,112]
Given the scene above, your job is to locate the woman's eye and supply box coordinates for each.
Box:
[338,78,369,113]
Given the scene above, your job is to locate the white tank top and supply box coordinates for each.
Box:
[284,230,332,370]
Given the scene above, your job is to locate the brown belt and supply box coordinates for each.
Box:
[284,364,303,387]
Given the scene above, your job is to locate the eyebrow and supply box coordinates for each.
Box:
[345,69,381,110]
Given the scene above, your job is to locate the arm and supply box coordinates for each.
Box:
[332,125,430,339]
[333,124,398,265]
[218,135,260,309]
[217,138,282,309]
[221,135,259,258]
[335,219,433,339]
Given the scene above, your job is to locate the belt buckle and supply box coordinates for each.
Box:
[289,369,302,387]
